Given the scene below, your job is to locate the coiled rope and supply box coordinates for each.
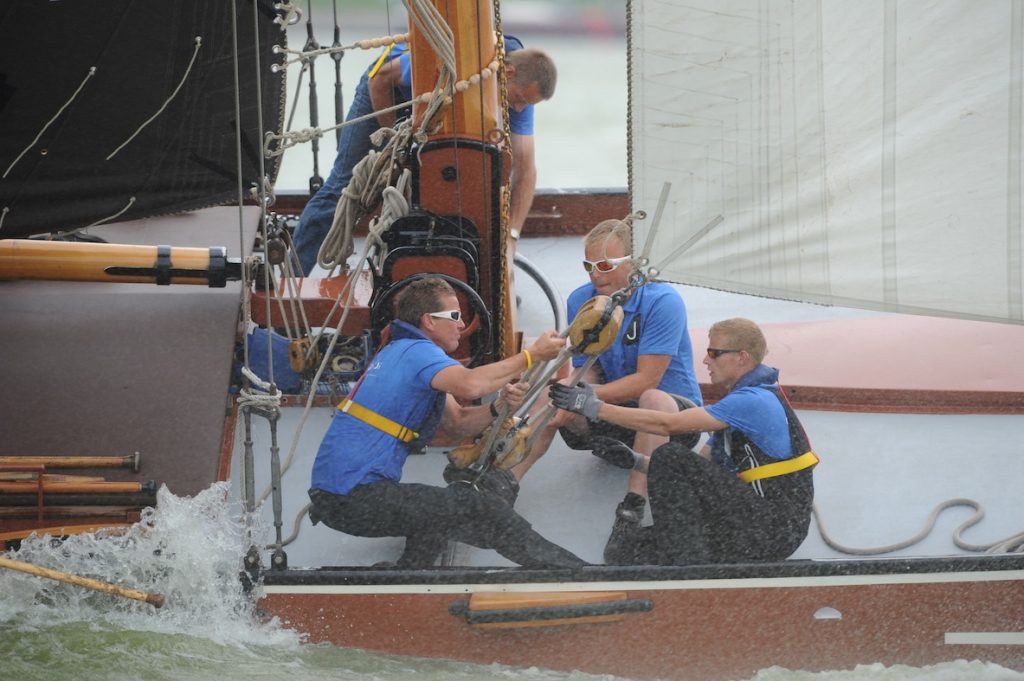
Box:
[813,499,1024,555]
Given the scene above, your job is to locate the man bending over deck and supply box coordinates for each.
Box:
[508,219,703,561]
[550,318,817,565]
[292,37,556,275]
[308,277,585,569]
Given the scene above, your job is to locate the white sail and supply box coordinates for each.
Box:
[629,0,1024,324]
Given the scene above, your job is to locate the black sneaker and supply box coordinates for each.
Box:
[590,436,639,469]
[603,493,646,564]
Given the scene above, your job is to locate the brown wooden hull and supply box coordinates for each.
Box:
[259,559,1024,679]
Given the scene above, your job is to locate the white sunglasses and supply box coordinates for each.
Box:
[428,309,462,322]
[582,255,631,273]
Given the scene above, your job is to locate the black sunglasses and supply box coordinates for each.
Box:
[706,347,741,359]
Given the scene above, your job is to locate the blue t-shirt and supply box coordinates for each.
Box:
[566,282,702,405]
[705,384,793,462]
[310,326,458,496]
[383,36,534,135]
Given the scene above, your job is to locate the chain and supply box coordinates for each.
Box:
[493,0,513,358]
[493,0,512,232]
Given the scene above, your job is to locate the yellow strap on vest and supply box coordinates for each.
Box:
[368,43,397,79]
[336,398,418,443]
[738,451,819,483]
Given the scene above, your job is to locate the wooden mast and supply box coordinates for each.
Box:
[406,0,516,360]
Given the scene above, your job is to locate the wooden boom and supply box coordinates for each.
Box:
[0,239,240,287]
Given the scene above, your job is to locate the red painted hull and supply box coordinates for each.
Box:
[260,565,1024,680]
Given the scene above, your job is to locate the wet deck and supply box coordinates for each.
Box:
[2,208,1020,564]
[244,234,1024,569]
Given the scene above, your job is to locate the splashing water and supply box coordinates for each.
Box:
[0,482,293,646]
[1,483,1021,681]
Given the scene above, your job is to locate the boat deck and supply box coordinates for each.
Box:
[2,210,1021,567]
[238,234,1024,569]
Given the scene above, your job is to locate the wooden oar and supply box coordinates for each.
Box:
[0,481,149,494]
[0,473,107,483]
[0,555,165,608]
[0,453,140,472]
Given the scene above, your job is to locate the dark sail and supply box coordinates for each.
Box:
[0,0,286,238]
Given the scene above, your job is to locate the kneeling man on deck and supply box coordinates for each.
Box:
[308,277,586,569]
[550,318,817,566]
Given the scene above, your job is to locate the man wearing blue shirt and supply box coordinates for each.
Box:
[309,277,585,569]
[292,37,556,275]
[550,318,817,565]
[509,219,703,560]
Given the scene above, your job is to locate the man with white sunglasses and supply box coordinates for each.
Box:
[308,277,585,569]
[508,218,703,563]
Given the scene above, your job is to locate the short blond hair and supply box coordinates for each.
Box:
[584,219,632,257]
[709,318,768,363]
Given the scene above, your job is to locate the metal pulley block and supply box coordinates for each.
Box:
[265,236,287,265]
[447,417,530,470]
[567,295,624,356]
[287,337,319,373]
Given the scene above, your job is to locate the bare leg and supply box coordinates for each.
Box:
[623,389,680,498]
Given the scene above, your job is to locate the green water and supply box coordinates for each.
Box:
[3,619,1022,681]
[1,620,630,681]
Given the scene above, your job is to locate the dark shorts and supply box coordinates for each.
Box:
[559,393,701,451]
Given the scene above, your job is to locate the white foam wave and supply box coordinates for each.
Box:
[0,482,300,648]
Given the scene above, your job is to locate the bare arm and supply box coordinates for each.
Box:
[439,382,527,439]
[507,132,536,238]
[595,402,727,437]
[431,331,564,401]
[368,57,404,128]
[592,354,671,405]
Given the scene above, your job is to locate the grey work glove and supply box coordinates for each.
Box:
[549,382,604,420]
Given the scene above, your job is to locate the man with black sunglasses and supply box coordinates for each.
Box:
[507,218,703,562]
[308,277,585,569]
[549,318,817,566]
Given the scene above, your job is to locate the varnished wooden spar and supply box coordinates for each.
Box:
[0,480,153,494]
[0,239,240,287]
[408,0,501,137]
[407,0,515,358]
[0,454,141,472]
[0,556,165,608]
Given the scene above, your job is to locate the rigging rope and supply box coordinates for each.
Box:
[273,33,409,69]
[255,189,409,507]
[107,37,203,160]
[3,67,96,179]
[238,367,284,410]
[813,499,1024,556]
[315,124,413,272]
